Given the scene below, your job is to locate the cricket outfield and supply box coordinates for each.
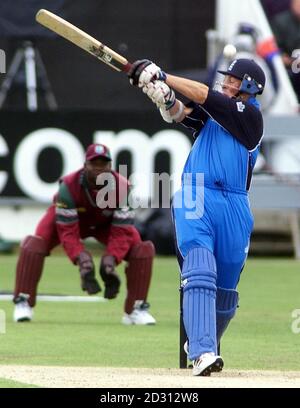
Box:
[1,254,300,387]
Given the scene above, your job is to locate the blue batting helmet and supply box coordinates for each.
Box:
[218,58,265,95]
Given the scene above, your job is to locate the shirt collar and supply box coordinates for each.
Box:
[248,96,261,110]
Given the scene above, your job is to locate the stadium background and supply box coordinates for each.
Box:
[1,0,299,257]
[0,0,215,253]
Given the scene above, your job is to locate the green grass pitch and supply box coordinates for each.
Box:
[1,253,300,371]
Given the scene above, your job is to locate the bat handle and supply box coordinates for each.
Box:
[122,62,133,74]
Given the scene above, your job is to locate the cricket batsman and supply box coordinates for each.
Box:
[128,58,265,375]
[13,143,156,326]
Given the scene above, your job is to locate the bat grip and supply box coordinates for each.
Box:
[122,62,133,74]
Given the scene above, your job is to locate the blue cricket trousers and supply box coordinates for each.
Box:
[172,185,254,289]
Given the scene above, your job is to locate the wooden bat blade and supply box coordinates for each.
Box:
[36,9,131,72]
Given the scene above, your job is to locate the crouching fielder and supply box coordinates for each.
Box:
[128,58,265,375]
[13,143,156,326]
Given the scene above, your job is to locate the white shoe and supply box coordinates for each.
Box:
[122,301,156,325]
[13,294,33,322]
[192,352,224,376]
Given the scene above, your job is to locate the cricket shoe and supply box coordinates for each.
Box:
[192,352,224,376]
[13,294,33,322]
[121,301,156,325]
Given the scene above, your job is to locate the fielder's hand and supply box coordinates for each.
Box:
[128,59,166,87]
[77,251,101,295]
[143,81,176,110]
[100,255,121,299]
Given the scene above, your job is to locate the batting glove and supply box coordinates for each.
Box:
[127,59,166,87]
[127,59,152,86]
[143,81,176,110]
[138,62,166,87]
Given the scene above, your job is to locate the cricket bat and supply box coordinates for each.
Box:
[36,9,132,73]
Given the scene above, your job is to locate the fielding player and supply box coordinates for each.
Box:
[13,143,156,326]
[128,58,265,375]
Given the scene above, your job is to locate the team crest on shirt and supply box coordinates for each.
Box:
[236,101,245,112]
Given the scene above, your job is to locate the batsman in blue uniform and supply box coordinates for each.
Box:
[128,58,265,376]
